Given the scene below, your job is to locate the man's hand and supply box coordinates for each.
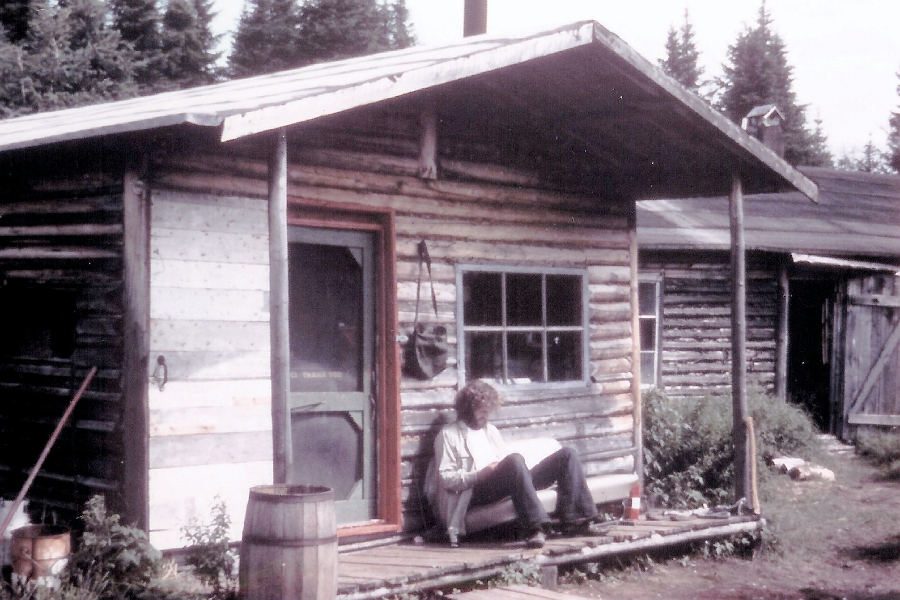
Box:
[476,462,499,482]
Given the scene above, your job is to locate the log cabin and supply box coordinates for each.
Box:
[637,167,900,439]
[0,21,815,549]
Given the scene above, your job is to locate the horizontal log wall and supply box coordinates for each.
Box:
[155,136,639,534]
[641,254,779,400]
[0,179,124,522]
[146,189,274,549]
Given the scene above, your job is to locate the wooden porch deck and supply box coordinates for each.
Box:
[336,515,762,600]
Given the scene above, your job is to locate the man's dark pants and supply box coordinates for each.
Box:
[469,447,598,533]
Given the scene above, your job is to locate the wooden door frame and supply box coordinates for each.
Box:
[285,196,401,537]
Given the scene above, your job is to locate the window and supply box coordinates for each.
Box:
[638,277,662,387]
[458,266,588,385]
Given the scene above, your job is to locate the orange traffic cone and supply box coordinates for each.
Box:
[626,482,641,520]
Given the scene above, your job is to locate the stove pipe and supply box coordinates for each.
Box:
[464,0,487,36]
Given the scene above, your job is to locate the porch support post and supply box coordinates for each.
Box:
[775,260,790,401]
[418,99,438,179]
[121,164,150,530]
[729,173,750,501]
[628,202,643,483]
[269,129,292,483]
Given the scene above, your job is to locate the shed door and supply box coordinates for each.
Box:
[287,226,376,524]
[842,274,900,431]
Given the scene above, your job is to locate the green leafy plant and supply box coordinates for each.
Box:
[181,498,237,599]
[642,387,824,508]
[66,495,164,600]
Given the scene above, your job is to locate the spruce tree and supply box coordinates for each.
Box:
[888,69,900,173]
[229,0,301,78]
[659,9,702,92]
[0,0,136,117]
[718,1,830,166]
[837,136,889,174]
[295,0,413,67]
[0,0,29,42]
[111,0,163,88]
[159,0,220,88]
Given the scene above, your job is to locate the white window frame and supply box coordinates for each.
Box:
[456,264,590,388]
[638,274,663,388]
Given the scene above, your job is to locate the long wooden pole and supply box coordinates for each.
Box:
[729,173,750,501]
[775,261,790,401]
[269,129,292,484]
[0,367,97,539]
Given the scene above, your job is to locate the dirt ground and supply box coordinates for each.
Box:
[558,440,900,600]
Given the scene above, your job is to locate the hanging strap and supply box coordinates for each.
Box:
[413,240,439,327]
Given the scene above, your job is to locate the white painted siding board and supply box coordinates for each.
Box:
[148,379,271,410]
[149,431,273,468]
[150,404,272,436]
[151,190,267,234]
[151,227,268,264]
[148,460,273,549]
[154,349,270,380]
[150,259,270,290]
[150,320,270,352]
[150,288,269,321]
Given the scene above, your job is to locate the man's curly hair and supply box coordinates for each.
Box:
[455,380,502,419]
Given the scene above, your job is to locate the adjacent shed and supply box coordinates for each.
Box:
[0,21,814,548]
[637,167,900,438]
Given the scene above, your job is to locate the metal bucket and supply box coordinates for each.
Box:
[10,524,71,586]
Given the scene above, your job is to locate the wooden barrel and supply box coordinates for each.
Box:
[239,485,337,600]
[10,524,71,585]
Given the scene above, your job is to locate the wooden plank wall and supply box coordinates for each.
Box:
[842,274,900,435]
[0,177,125,522]
[154,130,639,535]
[640,254,779,400]
[147,189,274,549]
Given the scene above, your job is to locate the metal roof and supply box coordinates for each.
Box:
[0,21,816,201]
[637,167,900,258]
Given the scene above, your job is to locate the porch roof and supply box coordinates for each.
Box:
[0,21,815,201]
[637,167,900,259]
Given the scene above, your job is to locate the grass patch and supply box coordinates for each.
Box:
[855,430,900,480]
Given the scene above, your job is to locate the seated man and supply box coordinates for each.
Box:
[425,380,598,548]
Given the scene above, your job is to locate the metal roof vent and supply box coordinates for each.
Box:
[742,104,785,158]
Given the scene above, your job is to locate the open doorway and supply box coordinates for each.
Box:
[786,279,834,431]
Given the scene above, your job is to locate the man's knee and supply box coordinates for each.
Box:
[505,452,528,470]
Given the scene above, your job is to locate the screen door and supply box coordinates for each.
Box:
[287,226,376,524]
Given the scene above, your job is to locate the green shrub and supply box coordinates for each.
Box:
[66,496,164,600]
[181,498,237,599]
[855,430,900,480]
[642,387,823,508]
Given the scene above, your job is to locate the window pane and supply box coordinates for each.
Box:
[640,317,656,351]
[547,331,581,382]
[506,273,542,326]
[463,272,502,325]
[547,275,581,326]
[507,332,543,382]
[465,331,503,381]
[641,351,656,385]
[639,281,658,316]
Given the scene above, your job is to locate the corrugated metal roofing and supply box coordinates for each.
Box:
[0,21,816,201]
[637,167,900,258]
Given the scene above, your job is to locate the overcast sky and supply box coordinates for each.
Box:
[213,0,900,158]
